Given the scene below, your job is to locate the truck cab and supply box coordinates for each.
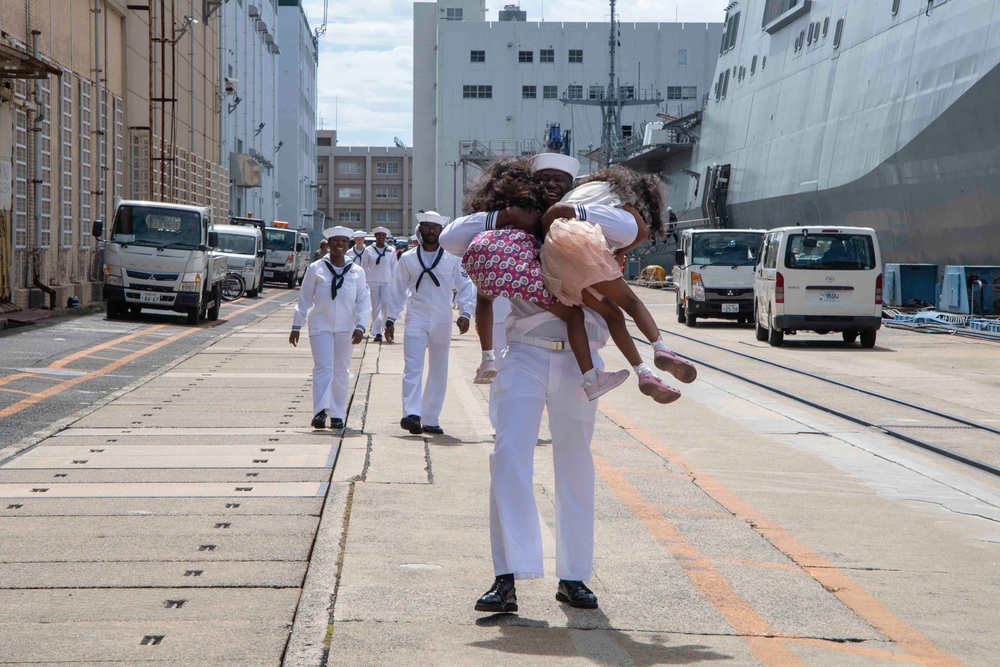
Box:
[263,222,306,288]
[673,229,765,327]
[101,200,227,324]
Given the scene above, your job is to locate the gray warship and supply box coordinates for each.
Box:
[646,0,1000,266]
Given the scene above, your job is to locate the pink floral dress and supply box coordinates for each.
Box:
[462,229,557,307]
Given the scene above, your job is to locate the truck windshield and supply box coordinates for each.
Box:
[265,229,297,251]
[216,233,257,256]
[784,233,877,270]
[692,233,763,266]
[111,206,202,248]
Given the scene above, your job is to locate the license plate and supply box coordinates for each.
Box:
[140,292,160,303]
[722,303,739,313]
[264,271,274,278]
[819,291,841,301]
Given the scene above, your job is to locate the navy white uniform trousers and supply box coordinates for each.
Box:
[401,316,452,427]
[309,331,353,419]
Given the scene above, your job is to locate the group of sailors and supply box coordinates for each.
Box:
[290,152,697,616]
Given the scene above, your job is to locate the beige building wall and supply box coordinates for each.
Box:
[0,0,228,309]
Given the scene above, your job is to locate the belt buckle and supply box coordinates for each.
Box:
[549,340,565,351]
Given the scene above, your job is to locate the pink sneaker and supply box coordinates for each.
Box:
[654,349,697,384]
[583,369,630,401]
[638,371,681,404]
[474,360,497,385]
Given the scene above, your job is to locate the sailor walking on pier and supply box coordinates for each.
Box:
[289,226,371,431]
[348,230,367,265]
[361,226,398,342]
[385,212,476,436]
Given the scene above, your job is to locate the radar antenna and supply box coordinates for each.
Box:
[314,0,329,38]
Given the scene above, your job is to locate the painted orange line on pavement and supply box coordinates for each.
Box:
[0,291,286,422]
[653,502,734,518]
[0,386,35,396]
[709,556,801,573]
[594,454,807,667]
[0,373,33,388]
[600,404,964,667]
[788,637,935,665]
[48,325,169,369]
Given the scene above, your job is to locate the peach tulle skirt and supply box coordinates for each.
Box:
[541,218,621,306]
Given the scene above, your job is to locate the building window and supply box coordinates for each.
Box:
[619,85,635,100]
[763,0,801,27]
[566,84,583,99]
[892,0,900,16]
[376,211,399,224]
[470,50,485,63]
[540,48,554,63]
[318,136,332,146]
[338,187,362,199]
[823,17,830,37]
[751,55,758,74]
[622,125,633,138]
[376,161,399,175]
[762,55,767,70]
[588,85,604,100]
[833,18,844,49]
[722,69,730,98]
[568,49,583,63]
[463,85,493,99]
[518,50,533,63]
[338,211,361,223]
[445,7,462,20]
[522,85,537,99]
[338,161,361,175]
[376,186,399,199]
[679,49,688,65]
[807,22,814,44]
[542,85,558,99]
[667,86,698,100]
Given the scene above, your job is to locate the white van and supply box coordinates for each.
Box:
[297,232,312,284]
[214,223,265,297]
[263,224,307,288]
[753,226,883,347]
[673,229,765,326]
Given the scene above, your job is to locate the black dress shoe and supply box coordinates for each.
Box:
[329,418,345,430]
[400,414,422,434]
[475,577,518,613]
[373,333,382,342]
[310,410,328,429]
[556,580,598,609]
[422,425,444,435]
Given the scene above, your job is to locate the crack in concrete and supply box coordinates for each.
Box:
[424,439,435,484]
[907,498,1000,525]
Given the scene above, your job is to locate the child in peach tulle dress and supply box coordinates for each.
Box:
[463,161,696,403]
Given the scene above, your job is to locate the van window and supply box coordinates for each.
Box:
[763,233,780,268]
[692,233,762,266]
[784,233,876,270]
[216,232,257,255]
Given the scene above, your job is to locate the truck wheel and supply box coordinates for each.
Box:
[754,312,768,341]
[767,319,784,347]
[246,276,259,298]
[187,306,201,325]
[676,300,686,324]
[207,285,221,321]
[107,300,126,319]
[685,312,697,328]
[842,330,859,344]
[859,328,877,348]
[286,272,296,289]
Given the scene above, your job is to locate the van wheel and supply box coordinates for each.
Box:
[755,313,768,341]
[842,331,858,344]
[767,317,784,347]
[107,300,126,319]
[859,329,877,348]
[676,300,686,324]
[685,312,697,327]
[207,285,221,321]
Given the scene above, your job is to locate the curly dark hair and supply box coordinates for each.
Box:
[463,156,548,215]
[578,166,666,235]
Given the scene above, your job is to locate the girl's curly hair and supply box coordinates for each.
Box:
[579,165,666,236]
[463,156,548,215]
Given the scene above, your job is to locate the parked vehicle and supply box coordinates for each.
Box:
[263,223,307,288]
[99,200,226,324]
[220,272,246,302]
[753,226,883,348]
[297,232,312,284]
[214,223,265,297]
[229,216,267,295]
[673,229,765,327]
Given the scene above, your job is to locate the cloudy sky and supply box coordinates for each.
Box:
[300,0,727,147]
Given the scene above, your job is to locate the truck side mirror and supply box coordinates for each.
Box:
[674,249,684,266]
[296,242,303,252]
[257,250,265,258]
[91,220,103,238]
[208,231,219,248]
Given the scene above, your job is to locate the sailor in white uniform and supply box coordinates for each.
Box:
[439,153,639,613]
[361,226,398,342]
[385,211,476,435]
[290,226,372,431]
[348,230,367,265]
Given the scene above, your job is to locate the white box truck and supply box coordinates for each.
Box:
[673,229,766,327]
[99,200,227,324]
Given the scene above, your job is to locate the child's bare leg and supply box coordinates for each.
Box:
[547,302,594,374]
[590,277,698,383]
[475,292,494,352]
[580,290,643,367]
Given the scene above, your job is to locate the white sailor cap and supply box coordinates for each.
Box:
[372,226,391,235]
[415,211,449,226]
[323,226,354,240]
[352,230,366,238]
[409,235,418,242]
[531,152,581,178]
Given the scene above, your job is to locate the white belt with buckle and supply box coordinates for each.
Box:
[509,334,567,351]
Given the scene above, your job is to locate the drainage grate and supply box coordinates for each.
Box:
[31,488,49,493]
[253,459,268,464]
[235,487,252,492]
[140,635,165,645]
[246,473,259,477]
[54,474,67,478]
[198,544,217,552]
[261,447,276,451]
[214,523,231,529]
[183,570,203,577]
[164,600,186,609]
[7,504,23,509]
[72,460,88,464]
[90,448,106,452]
[225,503,241,509]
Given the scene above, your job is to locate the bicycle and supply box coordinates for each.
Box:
[221,272,246,301]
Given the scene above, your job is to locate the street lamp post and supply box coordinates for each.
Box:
[444,161,459,217]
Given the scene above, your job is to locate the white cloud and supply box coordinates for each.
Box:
[301,0,726,146]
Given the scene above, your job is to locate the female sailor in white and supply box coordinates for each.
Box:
[361,226,398,342]
[348,230,367,265]
[440,153,639,612]
[289,226,372,431]
[384,211,476,436]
